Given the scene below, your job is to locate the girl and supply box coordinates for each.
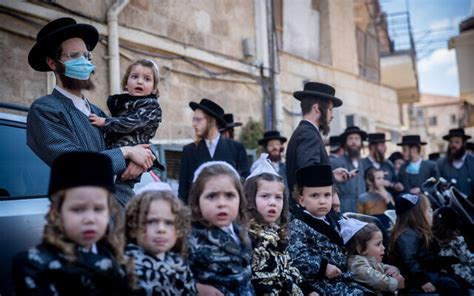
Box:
[124,185,197,295]
[389,194,463,295]
[12,152,131,295]
[244,154,317,295]
[188,161,254,296]
[342,219,405,295]
[432,206,474,288]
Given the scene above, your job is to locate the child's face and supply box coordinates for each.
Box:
[373,171,385,189]
[138,199,177,257]
[126,64,155,96]
[255,180,284,223]
[199,175,240,228]
[60,186,109,250]
[364,231,385,262]
[298,186,332,217]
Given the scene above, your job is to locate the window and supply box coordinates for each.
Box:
[428,116,437,126]
[346,114,355,127]
[450,114,457,124]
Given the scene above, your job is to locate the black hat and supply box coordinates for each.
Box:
[28,17,99,72]
[442,128,472,141]
[219,113,242,131]
[397,135,427,146]
[340,126,368,142]
[189,98,227,127]
[428,152,441,161]
[367,133,388,144]
[48,152,115,197]
[434,206,462,230]
[293,82,343,107]
[258,130,287,146]
[467,141,474,151]
[388,151,403,163]
[326,135,342,152]
[395,193,420,215]
[296,164,333,187]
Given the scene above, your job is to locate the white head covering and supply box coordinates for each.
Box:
[339,218,368,245]
[192,161,240,183]
[246,153,281,180]
[134,182,172,195]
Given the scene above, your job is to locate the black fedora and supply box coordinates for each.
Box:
[258,130,287,146]
[428,152,440,161]
[293,82,343,107]
[340,126,368,142]
[219,113,242,131]
[326,136,342,151]
[189,98,227,127]
[367,133,388,144]
[397,135,427,146]
[442,128,472,141]
[28,17,99,72]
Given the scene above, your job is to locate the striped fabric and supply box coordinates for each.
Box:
[27,89,126,175]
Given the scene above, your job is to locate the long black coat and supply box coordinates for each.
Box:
[399,160,439,192]
[178,137,249,202]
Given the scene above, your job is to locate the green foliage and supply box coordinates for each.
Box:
[239,119,264,150]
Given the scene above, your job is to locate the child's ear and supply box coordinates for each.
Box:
[297,195,305,207]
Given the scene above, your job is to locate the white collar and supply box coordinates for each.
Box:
[205,132,220,146]
[303,119,320,132]
[303,209,329,225]
[368,155,381,169]
[55,85,90,116]
[452,153,467,169]
[410,158,423,166]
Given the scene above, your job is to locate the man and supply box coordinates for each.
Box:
[178,98,249,202]
[331,126,367,213]
[286,82,350,208]
[398,135,439,194]
[361,133,403,195]
[326,135,344,160]
[219,113,242,140]
[437,128,473,196]
[466,141,474,155]
[258,130,288,186]
[26,17,154,205]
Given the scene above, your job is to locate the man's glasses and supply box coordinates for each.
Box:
[59,51,93,61]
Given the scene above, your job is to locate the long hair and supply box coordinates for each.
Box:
[188,163,249,244]
[389,195,432,253]
[121,58,160,95]
[243,173,289,242]
[346,223,381,256]
[125,190,190,257]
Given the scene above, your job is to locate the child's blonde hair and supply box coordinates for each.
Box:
[346,223,382,256]
[121,58,160,95]
[125,190,190,257]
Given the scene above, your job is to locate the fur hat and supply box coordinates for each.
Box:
[296,164,333,187]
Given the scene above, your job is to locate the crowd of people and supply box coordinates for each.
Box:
[14,17,474,295]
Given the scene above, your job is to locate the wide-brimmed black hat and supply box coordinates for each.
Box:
[293,82,343,107]
[340,126,368,142]
[219,113,242,131]
[442,128,472,141]
[467,141,474,151]
[296,164,333,187]
[428,152,441,161]
[397,135,427,146]
[367,133,388,144]
[325,136,342,151]
[48,152,115,197]
[258,130,287,146]
[189,98,227,127]
[28,17,99,72]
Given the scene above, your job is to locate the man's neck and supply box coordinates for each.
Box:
[56,80,82,97]
[206,127,219,141]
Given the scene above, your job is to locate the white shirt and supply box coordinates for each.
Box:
[205,133,220,158]
[368,155,381,169]
[55,85,91,116]
[452,153,467,169]
[304,209,330,225]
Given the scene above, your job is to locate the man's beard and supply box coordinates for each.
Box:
[346,145,361,159]
[373,148,385,163]
[55,61,94,91]
[267,148,282,162]
[318,109,330,136]
[448,146,465,163]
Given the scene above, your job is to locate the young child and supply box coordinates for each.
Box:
[12,152,131,295]
[124,183,197,295]
[187,161,254,295]
[432,206,474,288]
[244,154,317,296]
[288,164,365,295]
[358,168,395,230]
[389,194,463,295]
[342,219,405,295]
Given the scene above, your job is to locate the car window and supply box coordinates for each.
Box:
[0,123,49,198]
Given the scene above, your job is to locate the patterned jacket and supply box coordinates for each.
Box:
[288,208,364,296]
[249,222,305,296]
[438,236,474,286]
[348,255,400,294]
[187,222,254,295]
[104,94,162,148]
[12,243,130,296]
[125,243,197,296]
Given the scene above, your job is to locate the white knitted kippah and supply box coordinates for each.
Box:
[339,218,368,245]
[246,153,280,180]
[192,161,240,183]
[134,182,172,195]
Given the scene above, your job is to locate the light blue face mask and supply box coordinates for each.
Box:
[406,161,421,174]
[62,56,95,80]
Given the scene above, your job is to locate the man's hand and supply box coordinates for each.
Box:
[89,114,106,127]
[121,162,145,181]
[196,283,224,296]
[121,144,155,171]
[333,168,350,182]
[325,264,342,279]
[421,282,436,293]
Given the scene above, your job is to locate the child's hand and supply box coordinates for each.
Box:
[325,264,342,279]
[384,265,399,276]
[307,292,320,296]
[421,282,436,293]
[89,114,106,127]
[394,274,405,289]
[196,283,224,296]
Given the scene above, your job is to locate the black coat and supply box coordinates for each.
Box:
[399,160,439,192]
[178,137,249,202]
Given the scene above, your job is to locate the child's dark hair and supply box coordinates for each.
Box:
[189,163,249,244]
[292,183,335,204]
[244,173,289,241]
[364,167,382,189]
[432,207,461,247]
[346,223,381,256]
[121,58,160,95]
[125,190,190,257]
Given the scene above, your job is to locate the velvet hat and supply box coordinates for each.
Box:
[296,164,333,187]
[293,82,343,107]
[397,135,427,146]
[189,98,227,127]
[258,130,287,146]
[367,133,388,144]
[442,128,472,141]
[326,135,342,152]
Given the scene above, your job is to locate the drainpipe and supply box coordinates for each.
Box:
[107,0,129,95]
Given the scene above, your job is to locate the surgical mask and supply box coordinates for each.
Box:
[62,56,95,80]
[406,161,421,174]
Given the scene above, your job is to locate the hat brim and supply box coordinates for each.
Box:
[368,139,389,144]
[189,102,227,127]
[29,23,99,72]
[293,90,343,107]
[442,134,472,141]
[340,131,368,142]
[258,136,287,145]
[397,141,427,146]
[219,122,242,132]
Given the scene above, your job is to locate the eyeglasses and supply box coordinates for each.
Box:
[59,51,93,61]
[192,117,206,124]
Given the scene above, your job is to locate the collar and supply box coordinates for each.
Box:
[79,243,98,254]
[303,119,319,132]
[303,209,330,225]
[410,158,422,166]
[368,155,381,169]
[54,85,90,115]
[205,132,220,146]
[452,153,467,169]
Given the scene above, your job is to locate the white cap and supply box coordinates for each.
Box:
[134,182,172,195]
[192,161,240,183]
[246,153,280,180]
[339,218,368,245]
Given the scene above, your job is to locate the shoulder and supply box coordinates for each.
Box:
[13,244,58,270]
[30,94,62,110]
